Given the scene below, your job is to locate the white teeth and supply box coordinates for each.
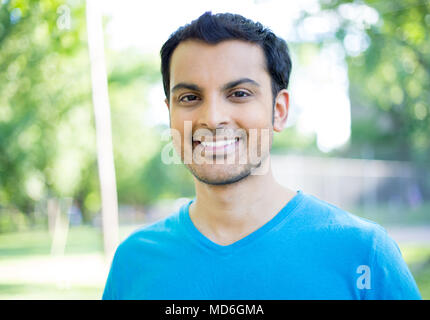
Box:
[201,139,236,148]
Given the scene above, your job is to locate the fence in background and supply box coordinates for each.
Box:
[271,155,425,210]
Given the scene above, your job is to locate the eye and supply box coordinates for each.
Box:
[179,94,200,103]
[229,90,251,98]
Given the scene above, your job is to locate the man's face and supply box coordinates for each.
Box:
[166,39,277,185]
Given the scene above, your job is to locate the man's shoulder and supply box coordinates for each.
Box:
[130,211,181,238]
[115,203,187,255]
[299,192,388,241]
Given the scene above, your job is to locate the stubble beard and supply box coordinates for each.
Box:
[184,134,272,186]
[186,159,256,186]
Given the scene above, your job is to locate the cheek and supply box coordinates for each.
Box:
[170,111,186,131]
[236,111,273,148]
[236,111,272,131]
[170,113,194,146]
[239,98,273,126]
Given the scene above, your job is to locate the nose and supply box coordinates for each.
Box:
[197,95,230,130]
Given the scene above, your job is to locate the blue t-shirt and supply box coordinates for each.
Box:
[102,191,421,300]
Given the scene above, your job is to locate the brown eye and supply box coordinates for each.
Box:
[180,94,199,102]
[230,90,251,98]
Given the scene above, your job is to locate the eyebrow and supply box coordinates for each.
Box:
[170,78,260,94]
[221,78,260,91]
[171,83,201,94]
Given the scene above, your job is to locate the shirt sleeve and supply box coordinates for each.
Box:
[365,227,422,300]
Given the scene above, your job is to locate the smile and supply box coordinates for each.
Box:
[201,138,237,148]
[193,137,240,154]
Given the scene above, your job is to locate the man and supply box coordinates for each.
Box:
[102,12,421,300]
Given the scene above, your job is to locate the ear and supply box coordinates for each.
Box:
[273,89,289,132]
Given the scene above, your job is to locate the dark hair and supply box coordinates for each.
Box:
[160,11,292,103]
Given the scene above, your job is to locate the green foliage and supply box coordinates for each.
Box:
[0,0,93,216]
[272,127,319,155]
[318,0,430,164]
[0,209,30,233]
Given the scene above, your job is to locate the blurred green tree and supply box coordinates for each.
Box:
[0,0,96,225]
[313,0,430,164]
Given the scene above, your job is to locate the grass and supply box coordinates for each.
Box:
[0,224,429,299]
[399,244,430,299]
[0,283,101,300]
[0,225,139,300]
[412,266,430,299]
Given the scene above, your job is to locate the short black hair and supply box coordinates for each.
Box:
[160,11,292,103]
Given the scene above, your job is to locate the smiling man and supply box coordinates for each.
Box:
[102,12,421,300]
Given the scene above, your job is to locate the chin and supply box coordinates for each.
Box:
[188,163,255,186]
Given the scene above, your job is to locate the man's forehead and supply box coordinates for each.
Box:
[169,39,269,88]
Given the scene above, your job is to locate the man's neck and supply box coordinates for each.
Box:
[189,159,296,246]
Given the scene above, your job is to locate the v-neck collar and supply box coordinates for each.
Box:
[180,190,304,255]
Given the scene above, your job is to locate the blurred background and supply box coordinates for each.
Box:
[0,0,429,299]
